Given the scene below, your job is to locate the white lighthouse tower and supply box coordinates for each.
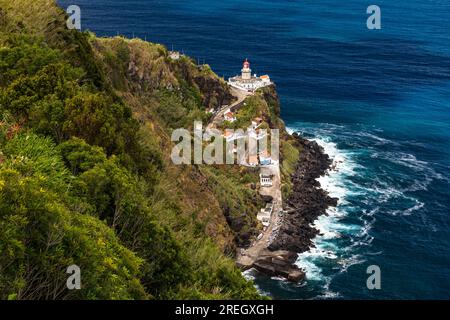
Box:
[228,58,272,92]
[241,58,252,80]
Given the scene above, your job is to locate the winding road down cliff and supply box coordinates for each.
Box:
[207,87,251,129]
[235,163,305,283]
[236,164,282,264]
[206,85,305,282]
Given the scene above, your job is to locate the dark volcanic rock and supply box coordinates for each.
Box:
[270,136,337,254]
[252,135,338,283]
[260,194,274,203]
[193,75,234,110]
[169,58,234,110]
[253,252,305,283]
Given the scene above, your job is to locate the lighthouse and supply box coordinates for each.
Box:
[228,58,272,92]
[241,58,252,80]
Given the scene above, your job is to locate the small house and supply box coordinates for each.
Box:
[257,203,273,227]
[169,51,180,60]
[260,174,273,187]
[260,75,271,85]
[224,109,236,122]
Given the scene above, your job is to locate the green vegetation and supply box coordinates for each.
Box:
[0,133,146,300]
[0,0,302,300]
[219,87,300,200]
[200,166,263,247]
[280,139,301,199]
[225,87,282,131]
[0,0,262,300]
[227,95,265,130]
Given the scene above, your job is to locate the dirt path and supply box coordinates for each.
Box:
[236,163,283,269]
[206,85,285,271]
[207,87,251,130]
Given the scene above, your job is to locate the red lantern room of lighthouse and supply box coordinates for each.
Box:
[241,58,252,80]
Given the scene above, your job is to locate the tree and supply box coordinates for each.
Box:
[75,157,191,297]
[58,137,107,175]
[0,134,147,300]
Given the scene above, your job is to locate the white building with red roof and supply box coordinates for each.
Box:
[223,109,236,122]
[228,59,272,92]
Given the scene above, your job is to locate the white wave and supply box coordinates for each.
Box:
[295,136,366,282]
[313,216,342,240]
[370,151,446,192]
[313,215,360,240]
[356,215,376,241]
[325,206,347,218]
[270,276,287,281]
[390,199,425,216]
[287,127,376,295]
[365,178,407,203]
[315,273,341,300]
[388,153,429,171]
[338,254,366,274]
[242,268,256,281]
[355,131,401,146]
[295,251,327,282]
[286,127,296,135]
[316,290,342,300]
[364,175,425,216]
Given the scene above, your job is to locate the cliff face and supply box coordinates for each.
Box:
[0,0,314,298]
[92,37,234,111]
[0,0,267,300]
[92,36,241,251]
[91,36,305,252]
[270,135,338,253]
[174,61,235,110]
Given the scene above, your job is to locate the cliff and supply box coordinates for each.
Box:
[0,0,331,298]
[0,0,269,299]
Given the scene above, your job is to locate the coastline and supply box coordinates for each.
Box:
[4,0,450,301]
[246,132,339,283]
[271,133,338,254]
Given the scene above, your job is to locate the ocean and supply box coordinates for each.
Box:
[57,0,450,299]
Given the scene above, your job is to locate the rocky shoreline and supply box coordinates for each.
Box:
[251,133,338,282]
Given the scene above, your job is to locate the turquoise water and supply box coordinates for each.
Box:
[57,0,450,299]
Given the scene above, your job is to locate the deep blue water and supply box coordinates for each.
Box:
[57,0,450,299]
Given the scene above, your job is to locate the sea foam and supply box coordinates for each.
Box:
[289,132,367,291]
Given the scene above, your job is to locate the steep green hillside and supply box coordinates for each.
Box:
[0,0,303,300]
[0,0,264,299]
[91,36,268,248]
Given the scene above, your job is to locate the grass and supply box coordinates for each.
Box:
[280,139,301,199]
